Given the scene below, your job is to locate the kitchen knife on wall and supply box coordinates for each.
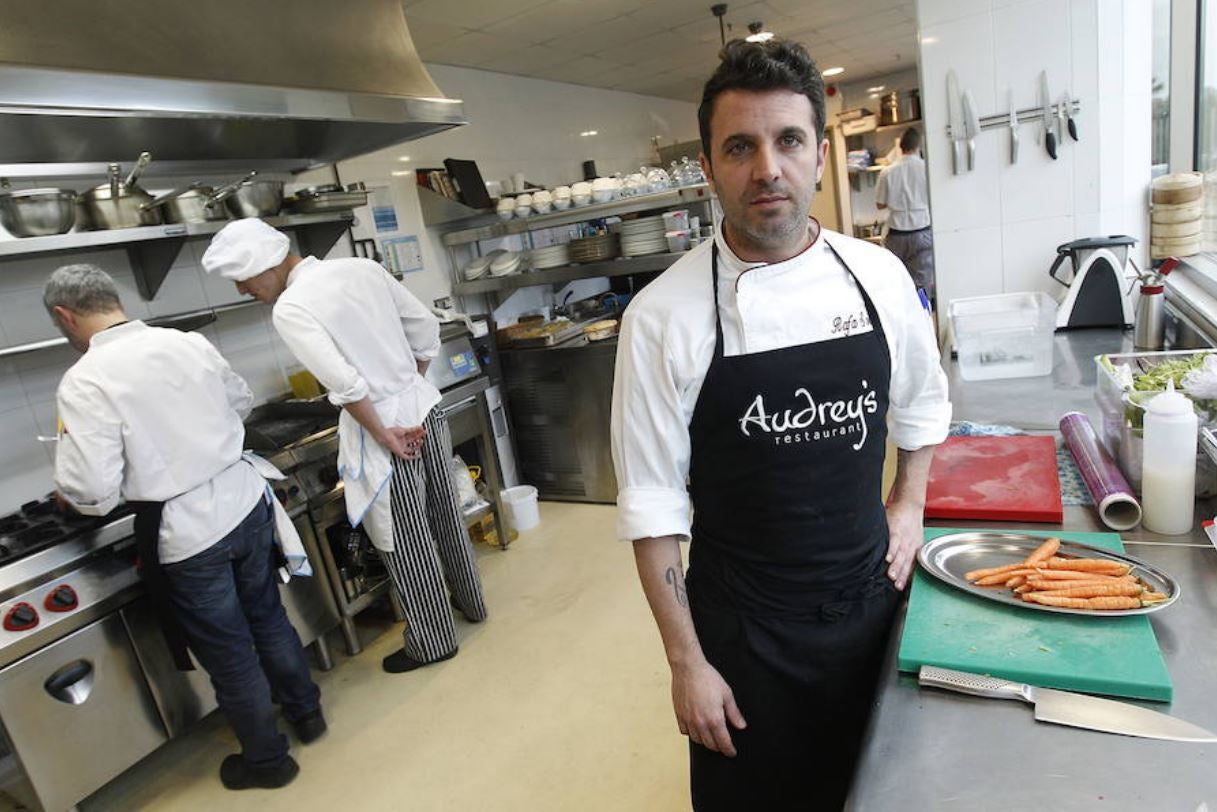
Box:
[1039,71,1057,160]
[919,666,1217,742]
[1063,90,1079,141]
[961,91,979,171]
[947,70,965,175]
[1007,88,1018,164]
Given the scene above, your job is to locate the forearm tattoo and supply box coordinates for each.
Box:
[664,566,689,607]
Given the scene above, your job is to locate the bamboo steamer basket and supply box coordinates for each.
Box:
[1151,220,1202,239]
[1150,200,1204,224]
[1151,172,1203,205]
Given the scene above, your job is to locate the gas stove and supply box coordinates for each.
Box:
[0,499,126,567]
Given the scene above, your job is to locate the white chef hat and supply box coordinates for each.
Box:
[201,218,290,281]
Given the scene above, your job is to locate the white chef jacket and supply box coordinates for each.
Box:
[611,221,951,543]
[55,321,267,564]
[271,256,441,551]
[876,153,931,231]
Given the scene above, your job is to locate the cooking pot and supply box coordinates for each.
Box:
[140,183,230,224]
[0,180,76,237]
[215,171,283,218]
[78,153,161,230]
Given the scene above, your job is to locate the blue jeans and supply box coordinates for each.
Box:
[164,498,320,766]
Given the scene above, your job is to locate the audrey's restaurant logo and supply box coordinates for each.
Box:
[738,381,879,451]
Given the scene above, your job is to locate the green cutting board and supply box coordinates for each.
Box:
[897,528,1173,702]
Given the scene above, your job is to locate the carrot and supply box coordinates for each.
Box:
[1141,592,1169,604]
[965,562,1027,582]
[1024,537,1061,567]
[1044,557,1131,575]
[1033,582,1144,599]
[1024,594,1141,610]
[1030,569,1129,582]
[1024,576,1134,591]
[1006,575,1028,589]
[975,568,1037,586]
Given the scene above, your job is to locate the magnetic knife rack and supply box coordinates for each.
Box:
[947,99,1081,137]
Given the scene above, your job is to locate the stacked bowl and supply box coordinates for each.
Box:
[569,233,621,263]
[618,215,669,257]
[464,250,504,281]
[528,242,572,270]
[489,249,523,277]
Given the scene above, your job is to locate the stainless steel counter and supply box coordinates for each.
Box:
[849,328,1217,811]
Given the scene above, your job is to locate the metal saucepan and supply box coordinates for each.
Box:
[214,171,284,218]
[78,152,162,230]
[140,183,231,224]
[0,179,77,237]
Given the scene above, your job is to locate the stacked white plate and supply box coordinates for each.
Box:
[619,215,669,257]
[528,242,571,270]
[489,249,523,277]
[463,250,504,281]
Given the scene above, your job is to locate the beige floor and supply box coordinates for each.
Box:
[74,503,690,811]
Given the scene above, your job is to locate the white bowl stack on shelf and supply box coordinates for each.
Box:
[532,189,553,214]
[489,249,523,277]
[591,177,619,204]
[513,194,533,219]
[618,215,669,257]
[552,186,572,210]
[495,197,515,220]
[463,249,504,281]
[527,242,572,270]
[570,181,592,207]
[1150,172,1202,259]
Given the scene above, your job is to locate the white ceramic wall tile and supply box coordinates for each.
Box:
[918,0,992,28]
[13,351,73,406]
[28,399,58,466]
[1069,0,1100,103]
[0,287,60,343]
[992,0,1072,118]
[0,405,56,513]
[1000,215,1077,294]
[109,273,152,320]
[931,224,1005,309]
[211,306,272,354]
[145,265,210,318]
[0,359,27,413]
[1120,92,1153,213]
[223,345,290,405]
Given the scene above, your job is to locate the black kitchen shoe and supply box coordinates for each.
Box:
[220,754,299,790]
[382,646,458,674]
[292,710,327,744]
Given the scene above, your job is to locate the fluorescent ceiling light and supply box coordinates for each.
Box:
[822,67,845,77]
[867,85,886,93]
[745,31,774,42]
[869,93,881,99]
[398,155,411,162]
[391,170,412,176]
[580,130,598,137]
[921,36,938,45]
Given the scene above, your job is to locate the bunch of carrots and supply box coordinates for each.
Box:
[963,537,1169,611]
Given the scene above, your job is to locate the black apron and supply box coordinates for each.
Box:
[130,501,195,671]
[686,241,900,811]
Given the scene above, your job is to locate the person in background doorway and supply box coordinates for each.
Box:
[46,264,323,791]
[877,127,935,298]
[611,40,950,810]
[202,219,488,674]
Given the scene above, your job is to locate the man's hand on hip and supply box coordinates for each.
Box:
[671,658,747,757]
[381,425,427,460]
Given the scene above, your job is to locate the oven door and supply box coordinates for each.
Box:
[0,613,167,812]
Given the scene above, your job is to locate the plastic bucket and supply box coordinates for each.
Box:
[501,485,540,531]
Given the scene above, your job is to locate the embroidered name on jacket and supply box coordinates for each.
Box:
[738,381,879,451]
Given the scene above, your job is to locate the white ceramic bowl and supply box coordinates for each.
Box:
[515,193,533,206]
[553,185,572,199]
[572,193,592,207]
[497,209,514,220]
[514,206,531,218]
[570,182,592,196]
[552,197,572,210]
[591,189,615,203]
[533,202,553,214]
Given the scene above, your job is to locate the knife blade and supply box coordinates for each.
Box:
[919,666,1217,743]
[961,90,979,171]
[1008,88,1018,164]
[1063,90,1079,141]
[947,70,964,175]
[1039,71,1057,160]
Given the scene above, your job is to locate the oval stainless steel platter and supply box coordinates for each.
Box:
[916,532,1181,617]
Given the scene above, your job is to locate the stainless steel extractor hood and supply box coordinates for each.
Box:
[0,0,465,176]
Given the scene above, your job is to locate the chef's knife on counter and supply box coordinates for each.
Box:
[961,90,979,171]
[946,70,965,175]
[919,666,1217,742]
[1039,71,1057,160]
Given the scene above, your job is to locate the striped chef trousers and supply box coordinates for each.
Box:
[378,410,488,662]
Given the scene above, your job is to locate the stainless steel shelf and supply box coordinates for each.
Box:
[453,252,686,295]
[441,184,712,247]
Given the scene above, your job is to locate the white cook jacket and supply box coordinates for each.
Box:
[610,223,952,543]
[876,153,931,231]
[271,256,441,551]
[54,321,296,566]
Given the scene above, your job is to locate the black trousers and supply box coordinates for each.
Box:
[688,576,900,812]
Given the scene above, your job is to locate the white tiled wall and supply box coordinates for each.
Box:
[0,63,691,513]
[918,0,1153,332]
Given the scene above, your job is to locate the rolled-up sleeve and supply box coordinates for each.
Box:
[55,374,124,516]
[886,258,951,449]
[610,306,693,542]
[272,301,369,405]
[387,274,440,362]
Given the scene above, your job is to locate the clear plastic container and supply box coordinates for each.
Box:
[949,292,1057,381]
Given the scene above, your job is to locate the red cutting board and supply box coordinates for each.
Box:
[923,435,1063,522]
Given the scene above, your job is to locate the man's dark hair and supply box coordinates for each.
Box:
[698,38,827,163]
[900,127,922,153]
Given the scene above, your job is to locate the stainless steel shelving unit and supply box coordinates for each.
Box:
[452,252,683,296]
[0,211,354,300]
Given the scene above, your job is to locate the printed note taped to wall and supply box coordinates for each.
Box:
[383,235,423,274]
[369,185,399,232]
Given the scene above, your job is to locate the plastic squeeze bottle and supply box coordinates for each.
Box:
[1141,379,1198,535]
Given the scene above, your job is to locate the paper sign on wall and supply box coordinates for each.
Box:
[369,185,399,232]
[382,235,423,274]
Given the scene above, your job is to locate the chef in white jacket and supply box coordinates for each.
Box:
[202,218,488,674]
[45,264,323,792]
